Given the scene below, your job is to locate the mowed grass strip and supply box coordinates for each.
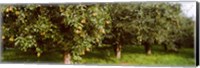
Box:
[2,45,195,66]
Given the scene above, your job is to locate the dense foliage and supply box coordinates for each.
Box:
[2,4,112,64]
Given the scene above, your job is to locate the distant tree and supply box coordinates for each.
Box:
[102,3,139,59]
[104,3,183,57]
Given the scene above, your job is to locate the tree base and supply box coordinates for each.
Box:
[146,49,152,55]
[64,52,71,64]
[144,43,152,55]
[114,44,122,59]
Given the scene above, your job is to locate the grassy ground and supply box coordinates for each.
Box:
[1,45,195,66]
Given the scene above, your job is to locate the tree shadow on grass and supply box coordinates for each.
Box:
[2,49,63,64]
[81,47,117,64]
[122,45,194,60]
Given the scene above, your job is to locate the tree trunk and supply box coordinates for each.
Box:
[172,45,178,52]
[175,43,181,49]
[144,43,151,55]
[114,44,122,59]
[163,43,168,51]
[64,51,71,64]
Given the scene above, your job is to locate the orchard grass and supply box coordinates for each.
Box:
[2,45,195,66]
